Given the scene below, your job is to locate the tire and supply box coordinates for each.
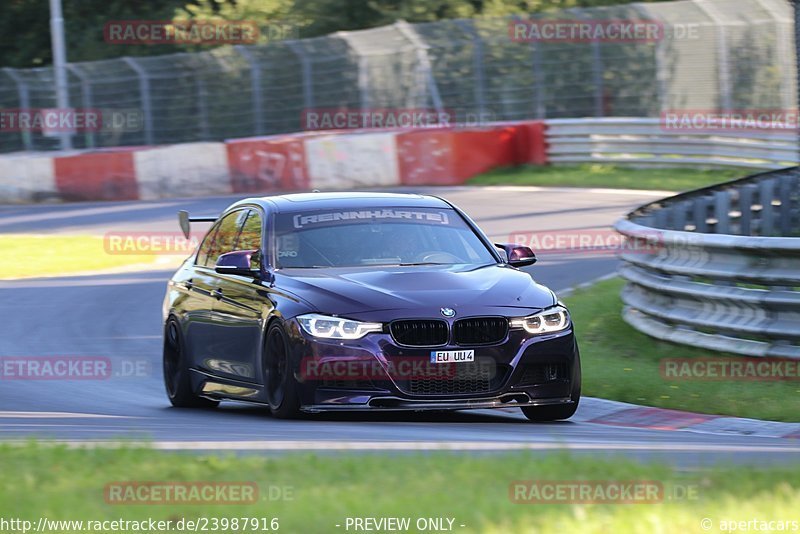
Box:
[263,321,301,419]
[163,317,219,409]
[521,350,581,422]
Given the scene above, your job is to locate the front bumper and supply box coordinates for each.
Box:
[286,319,580,411]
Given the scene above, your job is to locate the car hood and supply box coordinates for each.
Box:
[274,263,557,320]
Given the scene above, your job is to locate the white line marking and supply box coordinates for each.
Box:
[5,440,799,452]
[0,202,183,227]
[479,186,675,197]
[0,411,132,419]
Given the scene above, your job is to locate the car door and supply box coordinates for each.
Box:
[178,214,226,371]
[207,208,269,384]
[184,209,248,378]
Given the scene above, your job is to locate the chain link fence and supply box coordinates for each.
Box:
[0,0,795,153]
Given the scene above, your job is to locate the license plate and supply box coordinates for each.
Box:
[430,350,475,363]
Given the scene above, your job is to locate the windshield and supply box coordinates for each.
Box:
[274,207,496,268]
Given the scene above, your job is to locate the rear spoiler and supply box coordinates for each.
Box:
[178,210,217,239]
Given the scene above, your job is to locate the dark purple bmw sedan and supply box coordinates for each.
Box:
[163,192,581,421]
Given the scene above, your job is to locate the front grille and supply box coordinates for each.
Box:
[516,363,569,386]
[453,317,508,345]
[390,320,448,347]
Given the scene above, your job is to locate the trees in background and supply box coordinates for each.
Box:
[0,0,666,67]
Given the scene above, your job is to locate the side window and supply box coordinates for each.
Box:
[200,210,247,267]
[196,223,221,267]
[235,210,264,269]
[236,210,262,251]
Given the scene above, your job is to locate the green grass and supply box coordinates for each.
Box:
[1,443,799,533]
[0,235,180,279]
[469,164,744,191]
[562,278,800,422]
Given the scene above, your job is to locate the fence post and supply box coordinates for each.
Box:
[288,42,314,113]
[395,20,444,114]
[2,68,33,151]
[590,39,605,117]
[532,41,546,119]
[338,32,371,112]
[456,20,486,121]
[122,57,154,146]
[235,46,264,136]
[196,71,210,141]
[795,0,800,162]
[753,0,794,110]
[66,64,95,149]
[694,1,732,111]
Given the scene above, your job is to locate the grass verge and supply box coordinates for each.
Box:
[562,278,800,422]
[469,164,744,191]
[0,443,798,533]
[0,235,178,279]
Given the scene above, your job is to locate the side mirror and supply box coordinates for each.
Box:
[495,243,537,267]
[215,250,262,278]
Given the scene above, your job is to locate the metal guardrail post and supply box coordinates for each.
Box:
[122,57,154,146]
[2,68,33,151]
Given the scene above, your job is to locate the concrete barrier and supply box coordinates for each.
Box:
[135,142,231,200]
[54,151,138,201]
[226,134,309,194]
[0,152,57,203]
[0,121,549,202]
[305,131,401,190]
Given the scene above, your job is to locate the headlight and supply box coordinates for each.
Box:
[510,306,570,335]
[297,313,383,340]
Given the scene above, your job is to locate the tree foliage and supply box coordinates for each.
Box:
[1,0,669,68]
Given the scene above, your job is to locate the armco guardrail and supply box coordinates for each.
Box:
[547,118,798,169]
[614,166,800,359]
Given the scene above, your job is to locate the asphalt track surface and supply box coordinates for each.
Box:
[2,186,799,467]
